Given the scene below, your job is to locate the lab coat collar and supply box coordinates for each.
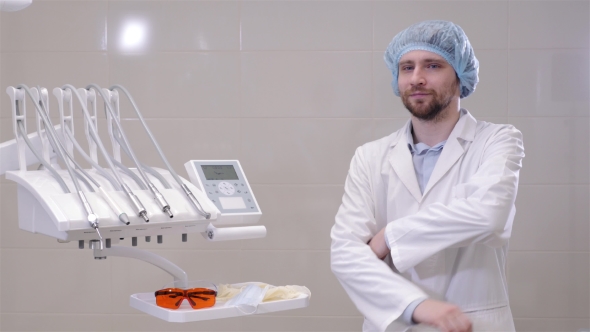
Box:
[388,109,477,202]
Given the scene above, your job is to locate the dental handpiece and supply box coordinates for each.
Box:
[78,189,104,249]
[149,183,173,218]
[62,84,150,223]
[122,183,149,222]
[181,183,211,219]
[110,84,210,219]
[88,84,174,218]
[36,96,130,225]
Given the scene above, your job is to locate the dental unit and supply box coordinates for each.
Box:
[1,84,310,322]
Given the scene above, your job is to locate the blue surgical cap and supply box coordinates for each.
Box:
[384,20,479,98]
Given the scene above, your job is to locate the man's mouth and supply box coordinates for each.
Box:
[410,92,430,97]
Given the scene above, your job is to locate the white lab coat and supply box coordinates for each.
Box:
[330,109,524,332]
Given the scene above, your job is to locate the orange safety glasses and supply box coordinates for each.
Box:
[155,287,217,310]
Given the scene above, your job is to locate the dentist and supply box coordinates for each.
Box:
[330,20,524,332]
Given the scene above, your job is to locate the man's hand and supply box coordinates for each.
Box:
[368,227,389,259]
[412,299,472,332]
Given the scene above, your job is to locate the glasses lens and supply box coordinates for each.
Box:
[186,288,217,309]
[155,288,185,309]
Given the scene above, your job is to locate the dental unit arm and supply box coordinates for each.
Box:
[2,84,308,322]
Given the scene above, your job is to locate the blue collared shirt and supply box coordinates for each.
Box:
[406,125,446,195]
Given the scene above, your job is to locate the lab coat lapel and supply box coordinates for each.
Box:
[388,125,422,203]
[422,110,477,197]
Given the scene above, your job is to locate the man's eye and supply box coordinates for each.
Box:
[401,66,413,71]
[427,64,440,69]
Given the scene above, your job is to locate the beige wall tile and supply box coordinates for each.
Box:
[109,53,241,118]
[509,1,590,49]
[238,250,359,317]
[107,1,239,52]
[0,248,113,313]
[0,313,113,331]
[240,316,364,331]
[241,52,372,118]
[0,1,107,52]
[240,119,374,185]
[0,53,109,119]
[241,1,372,51]
[372,118,409,141]
[460,50,508,118]
[508,252,590,318]
[241,184,344,250]
[514,318,590,332]
[510,117,589,185]
[511,185,589,251]
[374,1,509,51]
[113,118,241,175]
[507,50,589,117]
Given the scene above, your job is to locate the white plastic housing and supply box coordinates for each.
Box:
[185,160,262,225]
[5,167,220,242]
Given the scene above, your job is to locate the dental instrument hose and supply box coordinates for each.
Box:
[62,122,147,191]
[33,89,94,193]
[62,84,149,223]
[110,84,211,219]
[88,84,174,218]
[62,126,122,190]
[15,119,70,193]
[17,85,102,244]
[35,90,130,225]
[111,129,171,189]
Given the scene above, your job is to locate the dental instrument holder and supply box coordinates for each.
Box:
[2,85,308,323]
[32,88,55,166]
[52,87,75,158]
[103,88,123,162]
[78,88,99,163]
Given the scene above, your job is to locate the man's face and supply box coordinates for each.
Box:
[397,50,460,121]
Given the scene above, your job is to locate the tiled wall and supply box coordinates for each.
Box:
[1,1,588,331]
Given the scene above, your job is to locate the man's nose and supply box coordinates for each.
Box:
[410,68,426,86]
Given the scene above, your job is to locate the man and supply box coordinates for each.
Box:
[330,20,524,332]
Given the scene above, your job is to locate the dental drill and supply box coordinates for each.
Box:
[34,87,130,225]
[62,84,150,223]
[110,84,210,219]
[89,84,173,218]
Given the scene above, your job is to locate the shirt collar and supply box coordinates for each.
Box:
[405,111,466,154]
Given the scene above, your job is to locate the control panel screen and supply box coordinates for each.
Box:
[219,196,247,210]
[201,165,239,180]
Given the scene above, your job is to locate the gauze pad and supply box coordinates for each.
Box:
[224,284,269,314]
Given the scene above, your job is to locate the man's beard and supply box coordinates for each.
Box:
[401,82,457,122]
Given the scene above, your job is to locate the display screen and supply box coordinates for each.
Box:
[201,165,239,180]
[219,196,247,210]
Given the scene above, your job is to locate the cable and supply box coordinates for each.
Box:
[110,84,210,219]
[112,158,148,190]
[63,127,120,190]
[17,84,100,239]
[35,89,129,225]
[62,84,149,222]
[32,96,95,193]
[16,119,70,193]
[88,83,173,218]
[111,129,171,189]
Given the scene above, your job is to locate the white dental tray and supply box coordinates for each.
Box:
[129,283,310,322]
